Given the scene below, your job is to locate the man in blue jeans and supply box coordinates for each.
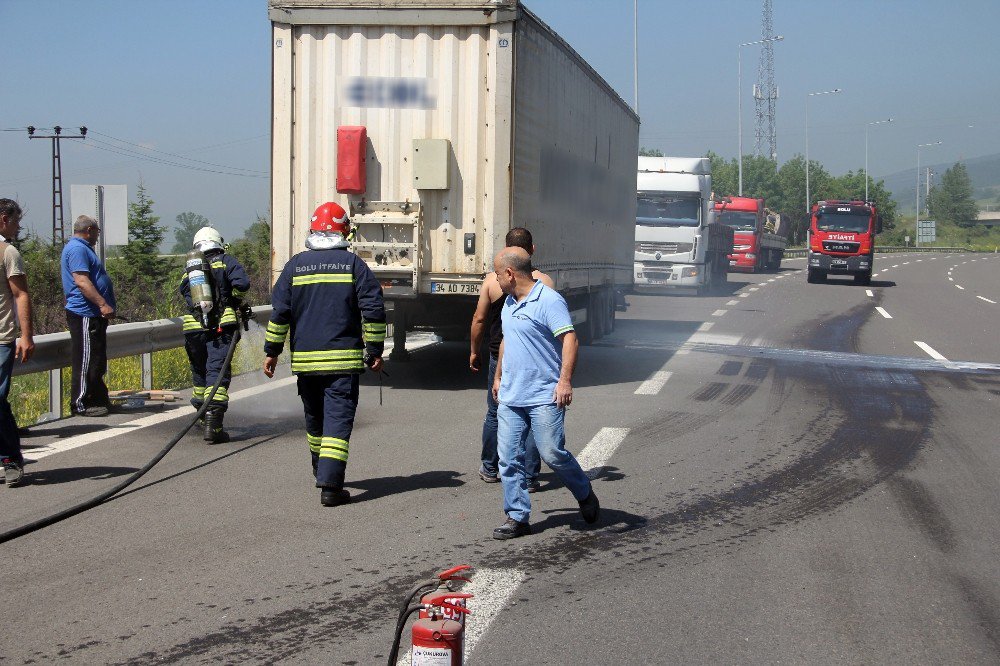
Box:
[0,199,34,486]
[469,227,550,488]
[491,247,599,539]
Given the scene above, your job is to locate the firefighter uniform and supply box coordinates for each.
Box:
[179,250,250,442]
[264,246,386,493]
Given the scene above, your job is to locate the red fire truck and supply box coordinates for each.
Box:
[714,196,787,273]
[806,200,882,285]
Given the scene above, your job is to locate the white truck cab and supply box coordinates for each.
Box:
[634,156,732,294]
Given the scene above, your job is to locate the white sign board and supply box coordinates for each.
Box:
[70,184,128,246]
[917,219,936,243]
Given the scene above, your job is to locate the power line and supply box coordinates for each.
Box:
[88,131,267,174]
[83,137,267,178]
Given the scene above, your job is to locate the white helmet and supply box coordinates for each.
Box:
[193,227,224,253]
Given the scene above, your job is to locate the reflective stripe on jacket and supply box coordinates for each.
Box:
[264,247,385,374]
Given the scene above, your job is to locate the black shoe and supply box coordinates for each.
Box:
[3,459,24,487]
[526,478,540,493]
[493,517,531,540]
[579,490,600,524]
[320,488,351,507]
[78,406,109,417]
[478,467,500,483]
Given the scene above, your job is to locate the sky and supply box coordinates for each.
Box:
[2,0,999,243]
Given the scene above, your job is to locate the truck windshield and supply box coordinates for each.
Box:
[815,212,871,233]
[717,211,757,231]
[636,193,700,227]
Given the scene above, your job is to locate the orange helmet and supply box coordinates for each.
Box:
[310,202,350,234]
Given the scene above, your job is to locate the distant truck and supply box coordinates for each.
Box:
[634,157,733,294]
[713,196,788,273]
[806,199,882,285]
[268,0,639,354]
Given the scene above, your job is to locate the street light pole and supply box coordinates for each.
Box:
[738,35,783,196]
[915,141,942,247]
[865,118,892,201]
[805,89,842,216]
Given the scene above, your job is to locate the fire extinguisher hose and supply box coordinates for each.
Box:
[0,325,243,545]
[387,604,425,666]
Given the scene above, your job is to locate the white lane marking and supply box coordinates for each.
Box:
[726,299,739,305]
[576,427,631,479]
[866,290,874,297]
[712,309,728,317]
[875,307,893,319]
[767,279,776,282]
[397,568,528,666]
[903,262,910,265]
[24,376,298,461]
[956,285,965,290]
[635,370,673,395]
[949,277,954,281]
[892,264,899,268]
[977,295,997,304]
[916,259,923,262]
[25,338,443,461]
[872,273,880,277]
[739,293,750,298]
[914,341,948,361]
[749,287,759,292]
[697,321,715,332]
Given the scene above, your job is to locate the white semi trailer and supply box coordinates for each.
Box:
[269,0,639,357]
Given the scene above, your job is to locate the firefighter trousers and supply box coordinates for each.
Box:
[298,373,359,490]
[184,327,236,410]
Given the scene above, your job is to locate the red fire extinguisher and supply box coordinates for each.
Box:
[388,565,474,666]
[410,591,473,665]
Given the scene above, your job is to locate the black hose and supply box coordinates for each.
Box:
[387,604,424,666]
[0,326,243,545]
[397,581,437,624]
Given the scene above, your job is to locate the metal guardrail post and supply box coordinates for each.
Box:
[47,368,62,420]
[141,352,153,391]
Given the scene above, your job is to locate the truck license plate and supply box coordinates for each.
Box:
[430,282,479,294]
[832,260,847,266]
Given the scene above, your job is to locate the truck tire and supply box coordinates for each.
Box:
[853,273,871,286]
[807,268,825,284]
[576,295,595,346]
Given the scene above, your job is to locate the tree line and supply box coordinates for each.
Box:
[14,183,272,336]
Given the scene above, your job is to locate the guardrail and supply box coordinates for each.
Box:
[783,246,974,258]
[14,306,273,422]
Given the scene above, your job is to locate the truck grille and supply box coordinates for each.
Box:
[822,240,860,253]
[637,241,693,254]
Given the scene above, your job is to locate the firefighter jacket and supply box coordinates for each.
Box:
[264,248,386,374]
[179,251,251,332]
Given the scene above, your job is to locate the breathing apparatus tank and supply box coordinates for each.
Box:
[185,249,217,329]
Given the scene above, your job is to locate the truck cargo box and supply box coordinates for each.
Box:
[269,0,639,349]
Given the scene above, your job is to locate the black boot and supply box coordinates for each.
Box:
[320,488,350,507]
[203,404,230,443]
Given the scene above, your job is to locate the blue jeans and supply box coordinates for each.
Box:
[0,342,22,465]
[497,403,592,523]
[482,354,539,478]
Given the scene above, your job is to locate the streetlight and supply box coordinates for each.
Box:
[916,141,942,247]
[805,88,842,215]
[864,118,892,201]
[738,35,784,196]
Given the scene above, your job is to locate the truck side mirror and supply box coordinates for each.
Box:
[876,215,883,234]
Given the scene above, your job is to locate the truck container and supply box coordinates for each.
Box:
[806,199,882,285]
[713,196,788,272]
[634,157,733,294]
[269,0,639,355]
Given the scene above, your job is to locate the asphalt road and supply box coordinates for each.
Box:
[2,251,999,664]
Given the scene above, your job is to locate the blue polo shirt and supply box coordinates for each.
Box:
[499,280,575,407]
[61,237,116,317]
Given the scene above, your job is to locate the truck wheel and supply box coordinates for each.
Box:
[854,273,871,286]
[807,268,825,284]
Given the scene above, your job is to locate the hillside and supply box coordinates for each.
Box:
[882,152,1000,212]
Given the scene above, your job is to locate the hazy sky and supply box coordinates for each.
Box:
[3,0,998,242]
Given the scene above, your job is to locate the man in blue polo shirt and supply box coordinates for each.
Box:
[61,216,116,417]
[491,246,599,539]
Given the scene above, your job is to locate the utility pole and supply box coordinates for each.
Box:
[27,125,87,245]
